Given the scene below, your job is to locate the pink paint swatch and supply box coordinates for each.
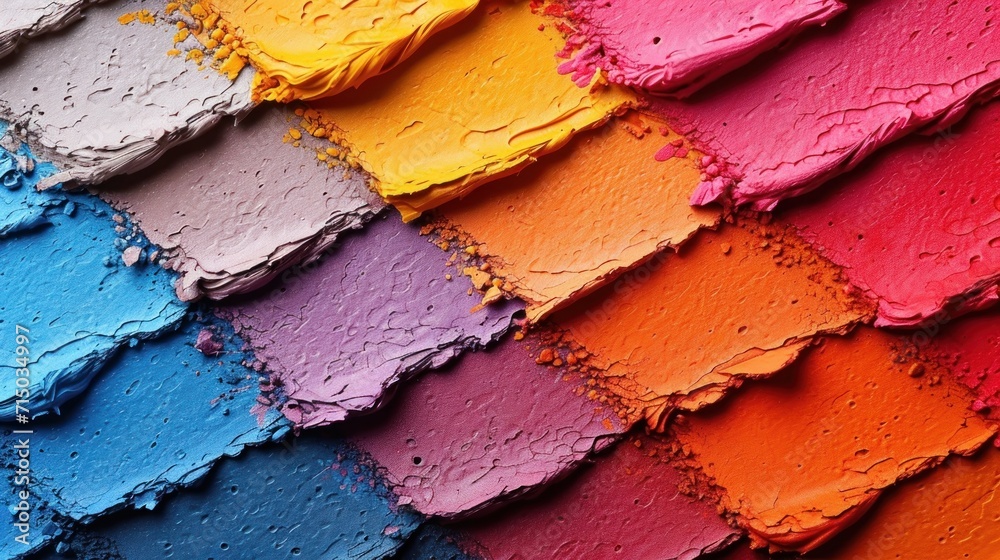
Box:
[461,436,738,559]
[653,0,1000,211]
[786,100,1000,327]
[562,0,844,95]
[350,333,623,518]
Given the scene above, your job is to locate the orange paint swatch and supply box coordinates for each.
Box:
[550,220,870,429]
[433,112,718,322]
[812,449,1000,559]
[303,0,632,221]
[671,327,996,553]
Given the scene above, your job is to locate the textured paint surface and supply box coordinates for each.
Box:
[0,137,186,420]
[0,0,253,189]
[561,0,844,95]
[98,105,383,301]
[812,450,1000,559]
[60,436,422,560]
[786,100,1000,327]
[0,0,99,58]
[671,327,997,552]
[219,214,520,429]
[204,0,478,101]
[305,0,632,221]
[550,221,870,429]
[394,525,475,560]
[461,435,738,560]
[433,112,718,322]
[653,0,1000,211]
[0,319,289,559]
[349,332,623,518]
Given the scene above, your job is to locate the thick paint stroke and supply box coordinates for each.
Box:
[433,112,718,323]
[785,100,1000,327]
[0,0,101,59]
[0,136,186,420]
[97,105,383,301]
[671,327,996,552]
[0,0,253,189]
[560,0,844,95]
[303,0,632,221]
[0,318,289,558]
[652,0,1000,211]
[219,214,520,429]
[459,435,739,560]
[349,332,623,518]
[549,220,870,430]
[45,436,422,559]
[201,0,478,102]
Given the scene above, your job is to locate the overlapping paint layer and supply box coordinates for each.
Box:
[98,105,383,301]
[200,0,478,102]
[560,0,845,95]
[432,112,717,322]
[671,327,996,552]
[653,0,1000,211]
[0,0,99,58]
[350,332,623,517]
[0,0,252,189]
[304,0,632,221]
[219,214,519,429]
[0,136,186,420]
[550,220,870,429]
[786,100,1000,327]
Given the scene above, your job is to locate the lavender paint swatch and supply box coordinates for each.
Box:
[99,106,383,301]
[221,214,520,429]
[350,334,624,518]
[0,0,253,189]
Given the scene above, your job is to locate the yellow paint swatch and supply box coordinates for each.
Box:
[305,0,633,221]
[205,0,478,101]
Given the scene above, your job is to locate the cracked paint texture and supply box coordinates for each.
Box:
[0,0,253,190]
[671,327,997,553]
[559,0,844,96]
[0,136,186,421]
[550,220,871,430]
[0,0,102,59]
[303,0,633,221]
[219,214,520,429]
[812,449,1000,559]
[97,105,383,301]
[652,0,1000,211]
[60,436,422,560]
[433,111,718,323]
[785,99,1000,327]
[349,332,623,518]
[0,318,290,559]
[201,0,478,102]
[459,435,739,560]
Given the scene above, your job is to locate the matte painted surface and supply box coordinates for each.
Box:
[0,138,186,420]
[204,0,478,101]
[305,0,632,221]
[434,112,718,322]
[561,0,844,95]
[220,214,520,429]
[786,100,1000,327]
[551,221,870,429]
[672,328,996,552]
[0,0,253,189]
[0,319,289,558]
[0,0,99,58]
[350,332,623,517]
[98,105,383,301]
[462,435,739,560]
[69,436,423,560]
[812,450,1000,559]
[653,0,1000,211]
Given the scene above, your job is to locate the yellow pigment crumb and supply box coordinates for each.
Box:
[118,9,156,25]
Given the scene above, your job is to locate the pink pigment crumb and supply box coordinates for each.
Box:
[195,328,224,356]
[121,246,142,267]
